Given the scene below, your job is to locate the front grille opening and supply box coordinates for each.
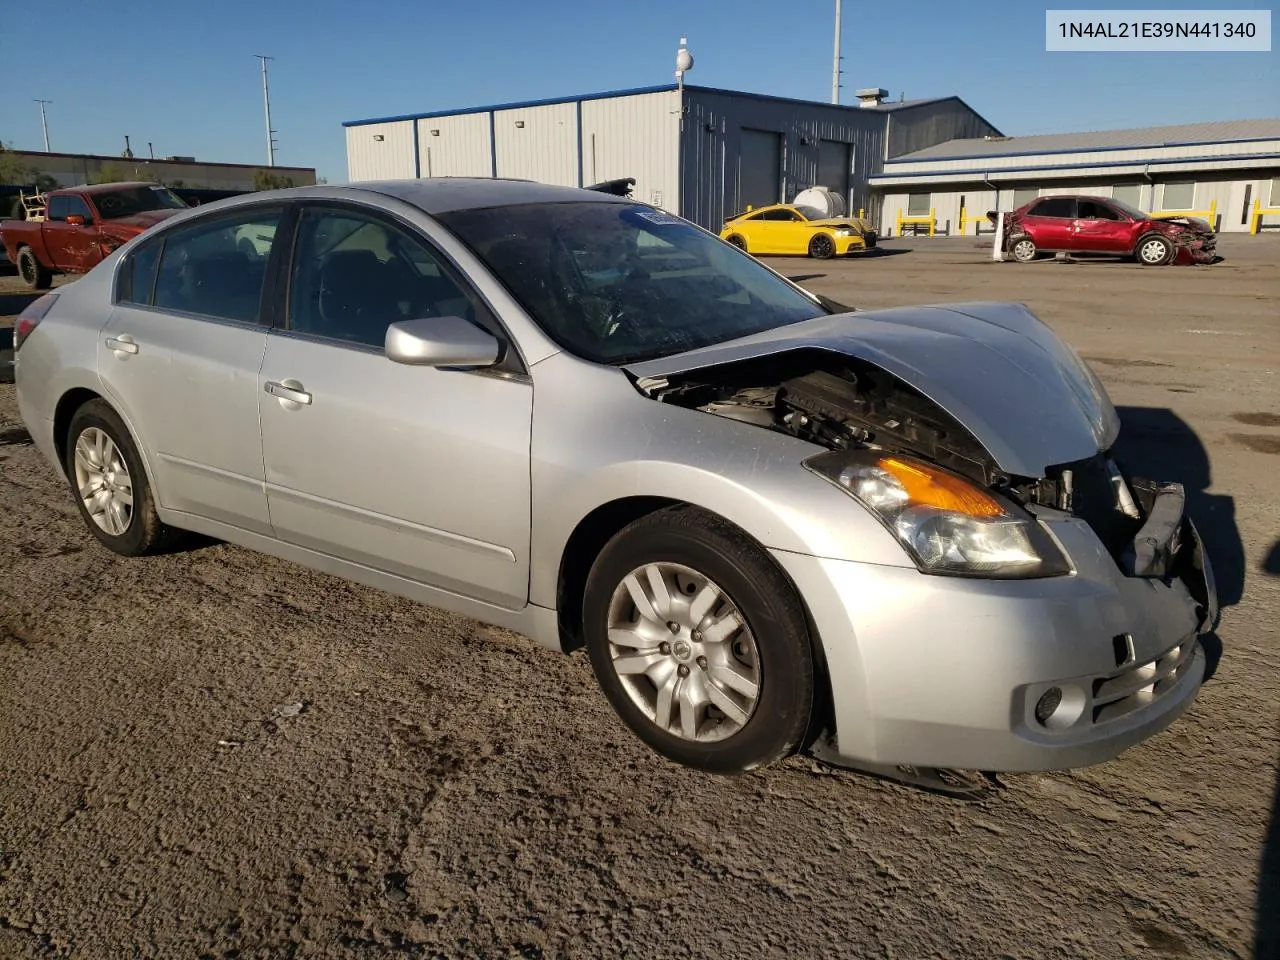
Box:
[1112,633,1135,668]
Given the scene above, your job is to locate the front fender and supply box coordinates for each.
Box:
[526,353,912,609]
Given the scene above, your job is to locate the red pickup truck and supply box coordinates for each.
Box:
[1,181,188,289]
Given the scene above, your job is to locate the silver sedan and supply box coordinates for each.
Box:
[11,179,1217,777]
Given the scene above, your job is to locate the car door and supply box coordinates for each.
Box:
[257,201,533,609]
[42,194,101,272]
[1072,199,1130,252]
[98,202,287,535]
[763,207,808,253]
[1021,197,1077,250]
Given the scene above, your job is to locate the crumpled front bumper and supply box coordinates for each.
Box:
[772,505,1216,773]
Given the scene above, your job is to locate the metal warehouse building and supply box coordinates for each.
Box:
[343,84,999,230]
[870,117,1280,236]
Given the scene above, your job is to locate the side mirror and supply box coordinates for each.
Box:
[385,315,501,368]
[65,214,88,226]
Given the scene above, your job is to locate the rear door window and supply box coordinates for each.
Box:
[150,209,282,323]
[1028,198,1077,219]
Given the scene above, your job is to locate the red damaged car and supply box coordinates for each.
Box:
[996,194,1217,266]
[1,182,188,289]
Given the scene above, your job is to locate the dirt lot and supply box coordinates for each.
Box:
[2,236,1278,959]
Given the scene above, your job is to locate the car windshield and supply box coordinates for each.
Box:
[92,185,188,220]
[1107,198,1149,220]
[435,201,829,364]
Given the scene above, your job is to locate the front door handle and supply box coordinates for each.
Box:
[105,336,139,355]
[264,380,313,405]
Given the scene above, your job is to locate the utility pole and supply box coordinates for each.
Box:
[255,55,277,166]
[34,99,52,151]
[831,0,843,104]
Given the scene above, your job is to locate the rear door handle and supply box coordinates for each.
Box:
[264,381,313,405]
[105,336,139,355]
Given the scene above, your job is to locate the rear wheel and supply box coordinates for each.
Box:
[16,247,52,290]
[1010,236,1038,262]
[724,234,747,252]
[64,399,184,556]
[582,505,816,774]
[1135,234,1174,266]
[808,233,836,259]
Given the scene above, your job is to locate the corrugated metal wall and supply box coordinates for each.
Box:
[581,91,681,208]
[679,90,886,231]
[885,100,1001,159]
[416,113,493,178]
[345,121,417,181]
[492,103,579,185]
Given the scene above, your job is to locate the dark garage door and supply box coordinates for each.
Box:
[817,140,851,210]
[738,129,782,211]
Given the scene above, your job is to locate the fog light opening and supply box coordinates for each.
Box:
[1033,684,1087,730]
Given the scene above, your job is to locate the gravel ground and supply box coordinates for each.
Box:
[1,235,1278,960]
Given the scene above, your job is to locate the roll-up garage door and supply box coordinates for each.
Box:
[738,129,782,211]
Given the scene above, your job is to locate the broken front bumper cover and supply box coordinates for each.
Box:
[769,491,1216,774]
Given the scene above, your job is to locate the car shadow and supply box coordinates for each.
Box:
[786,274,826,284]
[1257,735,1280,960]
[863,247,912,258]
[1112,406,1245,678]
[1263,539,1280,576]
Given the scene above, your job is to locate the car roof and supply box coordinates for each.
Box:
[304,177,637,215]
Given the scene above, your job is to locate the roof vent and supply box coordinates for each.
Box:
[855,87,888,108]
[983,135,1013,141]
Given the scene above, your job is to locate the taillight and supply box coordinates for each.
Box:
[13,292,58,352]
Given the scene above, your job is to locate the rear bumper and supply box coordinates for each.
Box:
[771,513,1214,773]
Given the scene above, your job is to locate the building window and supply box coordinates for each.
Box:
[1161,181,1196,210]
[1271,178,1280,206]
[1112,184,1142,208]
[1012,188,1039,208]
[907,193,931,216]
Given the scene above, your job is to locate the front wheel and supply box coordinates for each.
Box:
[1135,234,1174,266]
[16,247,52,290]
[582,505,816,774]
[808,233,836,259]
[724,234,747,252]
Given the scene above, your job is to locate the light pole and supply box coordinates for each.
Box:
[255,55,277,166]
[831,0,843,104]
[34,99,52,151]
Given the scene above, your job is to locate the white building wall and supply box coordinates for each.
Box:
[346,120,416,181]
[878,172,1273,235]
[493,103,578,185]
[416,113,492,178]
[581,90,681,210]
[885,139,1280,175]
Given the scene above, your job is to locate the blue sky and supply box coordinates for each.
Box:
[2,0,1276,183]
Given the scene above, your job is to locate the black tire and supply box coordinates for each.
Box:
[16,247,52,290]
[808,233,836,259]
[1010,236,1038,262]
[582,504,816,774]
[64,399,184,556]
[724,234,747,252]
[1134,233,1174,266]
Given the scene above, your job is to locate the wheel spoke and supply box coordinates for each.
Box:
[644,564,673,619]
[94,431,108,468]
[613,651,665,675]
[114,489,133,508]
[678,676,703,739]
[622,572,659,624]
[710,661,758,699]
[702,610,742,645]
[688,582,719,627]
[653,670,678,731]
[89,490,111,516]
[607,627,650,649]
[79,481,99,500]
[109,500,129,535]
[706,681,749,726]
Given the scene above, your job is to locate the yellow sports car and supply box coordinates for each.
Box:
[719,204,878,259]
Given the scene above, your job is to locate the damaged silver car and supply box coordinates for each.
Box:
[12,178,1217,779]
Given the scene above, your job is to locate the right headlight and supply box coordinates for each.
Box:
[804,450,1072,579]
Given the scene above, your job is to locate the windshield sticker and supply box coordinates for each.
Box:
[629,209,684,227]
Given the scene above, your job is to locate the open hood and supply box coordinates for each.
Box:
[623,301,1120,479]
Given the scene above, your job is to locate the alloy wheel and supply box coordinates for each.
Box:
[73,427,134,536]
[605,561,761,742]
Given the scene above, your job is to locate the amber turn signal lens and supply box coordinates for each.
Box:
[877,457,1006,518]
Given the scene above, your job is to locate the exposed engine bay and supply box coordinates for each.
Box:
[632,348,1158,564]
